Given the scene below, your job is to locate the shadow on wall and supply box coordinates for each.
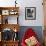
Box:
[18,26,44,44]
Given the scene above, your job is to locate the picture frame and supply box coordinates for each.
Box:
[25,7,36,20]
[9,10,18,15]
[2,10,9,15]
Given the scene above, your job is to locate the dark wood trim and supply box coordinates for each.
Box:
[0,24,20,32]
[0,7,19,10]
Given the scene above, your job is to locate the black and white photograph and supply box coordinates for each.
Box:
[25,7,36,20]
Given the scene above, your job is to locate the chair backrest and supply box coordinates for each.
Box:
[21,28,41,46]
[23,28,36,41]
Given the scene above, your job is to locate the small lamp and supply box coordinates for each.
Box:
[14,29,17,32]
[15,0,17,7]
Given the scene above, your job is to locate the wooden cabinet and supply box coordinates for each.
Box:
[43,0,46,46]
[0,41,19,46]
[0,7,19,46]
[2,41,19,46]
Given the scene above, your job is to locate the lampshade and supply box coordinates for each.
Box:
[13,28,17,32]
[15,0,17,7]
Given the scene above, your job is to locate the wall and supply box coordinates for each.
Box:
[0,0,44,26]
[18,0,44,26]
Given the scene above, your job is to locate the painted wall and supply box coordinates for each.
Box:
[0,0,44,26]
[18,0,44,26]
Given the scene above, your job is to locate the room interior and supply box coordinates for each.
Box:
[0,0,46,46]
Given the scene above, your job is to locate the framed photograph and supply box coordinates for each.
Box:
[2,10,9,15]
[25,7,36,20]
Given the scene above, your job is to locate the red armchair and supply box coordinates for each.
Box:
[21,28,41,46]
